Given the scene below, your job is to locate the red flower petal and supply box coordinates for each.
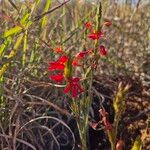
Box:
[64,77,84,97]
[64,84,71,93]
[48,62,65,70]
[72,59,82,66]
[88,31,103,40]
[99,45,107,56]
[72,50,93,66]
[69,77,80,82]
[50,74,64,82]
[58,55,68,64]
[99,109,112,131]
[48,56,68,71]
[85,21,92,29]
[88,33,98,40]
[76,50,90,59]
[54,47,63,53]
[71,86,77,97]
[91,122,99,130]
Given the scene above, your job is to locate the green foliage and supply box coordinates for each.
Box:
[41,0,51,28]
[3,26,22,38]
[0,37,12,56]
[0,34,23,78]
[0,0,149,149]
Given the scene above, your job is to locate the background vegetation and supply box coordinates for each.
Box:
[0,0,149,149]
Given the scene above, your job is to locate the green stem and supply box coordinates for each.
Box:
[77,122,88,150]
[107,129,115,150]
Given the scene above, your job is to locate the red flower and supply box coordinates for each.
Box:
[85,21,92,29]
[103,20,112,26]
[72,49,93,66]
[50,74,64,82]
[75,49,92,59]
[90,122,99,130]
[64,77,84,97]
[54,47,63,53]
[88,31,103,40]
[48,62,65,70]
[48,55,68,82]
[99,109,112,131]
[72,58,82,66]
[57,55,68,63]
[99,45,107,56]
[48,55,68,71]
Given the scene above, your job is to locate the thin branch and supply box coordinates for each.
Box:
[34,0,71,21]
[8,0,19,13]
[124,109,150,124]
[24,94,72,117]
[0,134,36,150]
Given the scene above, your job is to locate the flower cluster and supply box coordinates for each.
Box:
[99,109,112,130]
[64,77,84,97]
[85,19,111,57]
[54,46,63,53]
[90,109,112,131]
[48,19,111,98]
[48,55,84,97]
[48,55,68,82]
[72,49,92,66]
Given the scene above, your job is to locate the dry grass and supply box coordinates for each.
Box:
[0,0,150,149]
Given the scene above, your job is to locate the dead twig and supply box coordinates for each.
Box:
[34,0,71,21]
[24,94,72,117]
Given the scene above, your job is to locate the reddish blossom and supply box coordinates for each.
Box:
[72,49,93,66]
[85,21,92,29]
[88,31,103,40]
[76,51,88,58]
[116,140,124,150]
[48,62,65,70]
[75,49,92,59]
[99,45,107,56]
[57,55,68,63]
[48,55,68,71]
[64,77,84,97]
[72,58,82,66]
[54,47,63,53]
[48,55,68,82]
[103,118,112,130]
[103,20,112,26]
[50,74,64,82]
[90,122,99,130]
[99,109,112,131]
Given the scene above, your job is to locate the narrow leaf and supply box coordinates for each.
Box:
[22,30,28,66]
[41,0,51,28]
[0,34,23,78]
[0,37,12,56]
[20,13,30,25]
[3,26,22,38]
[131,136,142,150]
